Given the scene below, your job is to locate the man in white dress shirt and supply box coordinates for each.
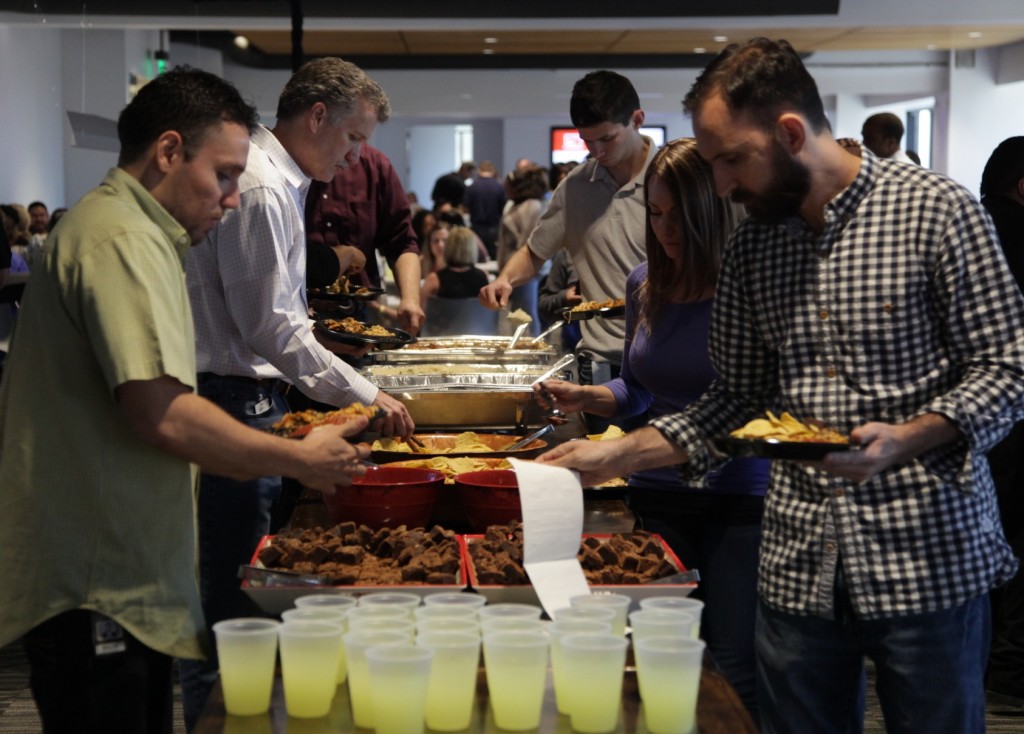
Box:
[180,57,413,728]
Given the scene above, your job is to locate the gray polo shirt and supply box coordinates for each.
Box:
[527,136,656,364]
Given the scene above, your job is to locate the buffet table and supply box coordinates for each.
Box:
[193,653,759,734]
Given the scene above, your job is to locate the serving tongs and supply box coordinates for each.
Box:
[532,320,564,345]
[507,321,530,350]
[238,564,329,587]
[530,353,576,425]
[499,422,555,452]
[404,434,428,453]
[644,568,701,585]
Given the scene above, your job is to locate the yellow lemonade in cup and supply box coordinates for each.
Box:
[558,633,628,733]
[482,631,549,731]
[634,636,706,734]
[548,619,614,715]
[416,630,481,731]
[212,618,281,717]
[365,645,434,734]
[343,629,407,728]
[277,621,345,718]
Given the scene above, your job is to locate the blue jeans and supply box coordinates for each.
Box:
[178,375,289,731]
[756,567,991,734]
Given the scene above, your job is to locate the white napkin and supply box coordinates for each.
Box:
[509,458,591,616]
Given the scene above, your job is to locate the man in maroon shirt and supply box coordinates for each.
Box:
[305,145,424,334]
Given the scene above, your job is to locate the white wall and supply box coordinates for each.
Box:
[0,26,65,208]
[947,46,1024,195]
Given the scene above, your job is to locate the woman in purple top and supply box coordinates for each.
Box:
[539,138,768,717]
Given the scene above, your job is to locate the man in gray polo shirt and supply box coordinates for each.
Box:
[480,71,655,406]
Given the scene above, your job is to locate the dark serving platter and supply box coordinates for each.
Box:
[314,319,416,350]
[706,435,854,460]
[559,302,626,322]
[307,285,385,303]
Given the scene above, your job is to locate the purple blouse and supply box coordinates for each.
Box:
[604,262,768,495]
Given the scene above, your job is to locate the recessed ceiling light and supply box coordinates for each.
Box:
[694,47,707,54]
[968,31,983,38]
[713,35,728,43]
[926,44,937,50]
[482,48,494,55]
[484,37,498,44]
[233,35,250,50]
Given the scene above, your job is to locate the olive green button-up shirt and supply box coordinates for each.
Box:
[0,167,206,659]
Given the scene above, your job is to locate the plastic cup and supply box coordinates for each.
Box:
[482,631,549,731]
[347,617,416,641]
[638,597,704,638]
[358,591,422,618]
[633,636,706,734]
[416,617,481,637]
[628,609,698,642]
[281,607,350,683]
[414,604,479,623]
[479,617,546,634]
[365,645,434,734]
[343,630,407,729]
[548,619,614,715]
[277,621,345,718]
[346,604,410,624]
[423,592,488,609]
[211,618,281,717]
[294,593,358,612]
[559,633,628,733]
[552,605,618,626]
[416,631,482,731]
[476,603,543,622]
[570,593,632,636]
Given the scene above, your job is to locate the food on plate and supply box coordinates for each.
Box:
[256,522,461,585]
[570,298,626,312]
[268,403,382,438]
[366,364,549,376]
[408,337,551,351]
[468,521,678,585]
[312,275,372,297]
[386,457,512,482]
[321,317,394,338]
[729,411,849,444]
[372,431,494,454]
[586,425,626,442]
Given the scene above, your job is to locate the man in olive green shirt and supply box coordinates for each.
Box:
[0,69,370,734]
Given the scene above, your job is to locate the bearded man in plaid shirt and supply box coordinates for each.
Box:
[539,38,1024,734]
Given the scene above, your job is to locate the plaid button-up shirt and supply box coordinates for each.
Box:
[652,151,1024,619]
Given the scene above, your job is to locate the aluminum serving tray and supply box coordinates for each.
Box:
[362,365,553,389]
[363,336,561,366]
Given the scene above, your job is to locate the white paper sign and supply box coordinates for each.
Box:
[509,458,591,616]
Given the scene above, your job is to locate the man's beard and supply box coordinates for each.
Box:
[731,141,811,224]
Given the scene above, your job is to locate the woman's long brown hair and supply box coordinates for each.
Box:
[637,137,744,332]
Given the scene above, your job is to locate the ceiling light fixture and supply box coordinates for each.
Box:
[484,37,498,44]
[713,35,728,43]
[482,48,494,55]
[233,35,250,50]
[968,31,983,38]
[694,47,707,54]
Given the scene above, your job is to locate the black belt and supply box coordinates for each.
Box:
[197,372,292,395]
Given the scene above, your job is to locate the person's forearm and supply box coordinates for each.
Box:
[499,245,543,288]
[895,412,961,462]
[621,426,691,474]
[394,251,422,303]
[116,378,312,481]
[581,385,619,418]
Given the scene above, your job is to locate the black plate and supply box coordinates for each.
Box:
[307,285,385,303]
[314,319,416,349]
[706,435,853,460]
[597,304,626,318]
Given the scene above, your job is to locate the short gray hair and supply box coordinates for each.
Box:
[275,57,390,124]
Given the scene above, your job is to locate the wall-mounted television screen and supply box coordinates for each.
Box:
[550,125,667,166]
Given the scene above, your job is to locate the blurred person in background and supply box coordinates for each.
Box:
[464,160,506,259]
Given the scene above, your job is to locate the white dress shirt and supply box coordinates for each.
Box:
[187,125,378,407]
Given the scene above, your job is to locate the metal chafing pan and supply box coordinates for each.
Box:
[361,360,574,431]
[363,336,561,366]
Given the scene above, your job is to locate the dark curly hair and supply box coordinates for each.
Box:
[117,66,258,165]
[683,37,829,135]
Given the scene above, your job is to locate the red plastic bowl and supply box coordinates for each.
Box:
[324,466,445,529]
[453,469,521,533]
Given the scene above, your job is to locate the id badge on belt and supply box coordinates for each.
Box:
[92,612,127,656]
